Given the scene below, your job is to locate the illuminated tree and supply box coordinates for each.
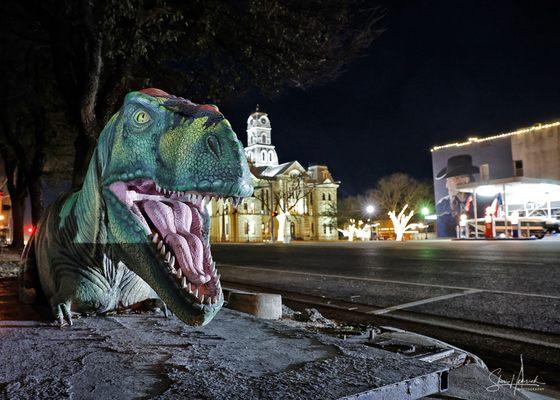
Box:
[388,204,415,241]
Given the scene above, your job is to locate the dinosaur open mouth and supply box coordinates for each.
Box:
[108,179,243,306]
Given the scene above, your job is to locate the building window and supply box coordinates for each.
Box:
[323,224,327,234]
[480,163,490,180]
[322,193,326,201]
[514,160,524,177]
[262,134,266,143]
[262,151,266,161]
[243,202,248,211]
[311,222,314,234]
[245,221,249,234]
[269,152,273,161]
[310,193,313,205]
[328,193,331,201]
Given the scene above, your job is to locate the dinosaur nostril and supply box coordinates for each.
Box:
[207,135,222,160]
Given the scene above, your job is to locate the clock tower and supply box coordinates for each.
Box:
[245,105,279,166]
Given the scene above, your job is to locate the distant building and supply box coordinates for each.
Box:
[431,121,560,238]
[209,107,339,242]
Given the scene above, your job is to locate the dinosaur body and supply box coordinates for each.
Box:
[22,89,252,326]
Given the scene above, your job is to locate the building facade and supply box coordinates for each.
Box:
[209,108,339,242]
[431,121,560,238]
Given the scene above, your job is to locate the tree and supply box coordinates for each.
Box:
[388,204,415,241]
[254,171,317,243]
[370,173,432,221]
[3,0,384,189]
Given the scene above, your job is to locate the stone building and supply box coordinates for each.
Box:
[208,108,339,242]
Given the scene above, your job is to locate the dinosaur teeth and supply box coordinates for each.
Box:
[181,277,187,288]
[157,240,163,250]
[194,288,199,298]
[160,244,166,255]
[152,233,159,243]
[187,282,192,293]
[165,252,171,263]
[200,294,205,304]
[176,268,182,278]
[169,255,175,268]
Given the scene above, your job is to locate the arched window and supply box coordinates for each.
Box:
[322,193,326,201]
[323,224,327,234]
[261,151,266,161]
[328,193,332,201]
[269,152,273,161]
[262,134,266,143]
[311,223,314,234]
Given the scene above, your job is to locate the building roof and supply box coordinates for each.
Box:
[431,120,560,152]
[250,161,306,179]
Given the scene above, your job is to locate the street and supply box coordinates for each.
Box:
[213,240,560,335]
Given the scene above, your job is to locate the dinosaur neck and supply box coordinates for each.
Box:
[73,147,106,245]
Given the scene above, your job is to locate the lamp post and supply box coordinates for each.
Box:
[421,207,430,239]
[365,204,376,240]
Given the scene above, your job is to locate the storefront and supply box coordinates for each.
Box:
[455,177,560,238]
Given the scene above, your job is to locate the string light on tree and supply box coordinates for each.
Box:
[388,204,415,242]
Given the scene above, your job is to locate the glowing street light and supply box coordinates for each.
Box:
[421,207,430,216]
[366,205,375,214]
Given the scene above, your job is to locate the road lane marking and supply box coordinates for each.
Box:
[218,264,560,300]
[368,289,482,315]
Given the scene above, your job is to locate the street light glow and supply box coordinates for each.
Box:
[421,207,430,216]
[366,205,375,214]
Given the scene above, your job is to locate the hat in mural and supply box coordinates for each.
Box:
[436,154,480,180]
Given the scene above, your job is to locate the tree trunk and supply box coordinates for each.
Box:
[71,134,96,189]
[10,196,25,251]
[28,178,43,226]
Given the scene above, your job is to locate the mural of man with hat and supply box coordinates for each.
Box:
[435,154,480,237]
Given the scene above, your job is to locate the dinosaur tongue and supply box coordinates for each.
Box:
[141,200,210,284]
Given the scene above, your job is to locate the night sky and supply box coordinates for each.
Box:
[222,1,560,196]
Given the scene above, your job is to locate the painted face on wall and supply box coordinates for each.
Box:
[445,175,471,198]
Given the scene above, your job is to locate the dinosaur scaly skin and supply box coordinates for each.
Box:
[24,88,252,326]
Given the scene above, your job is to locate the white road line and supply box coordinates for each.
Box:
[368,289,482,315]
[218,264,560,300]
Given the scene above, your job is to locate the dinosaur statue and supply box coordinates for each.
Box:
[21,88,253,327]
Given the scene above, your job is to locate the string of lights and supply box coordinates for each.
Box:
[431,121,560,152]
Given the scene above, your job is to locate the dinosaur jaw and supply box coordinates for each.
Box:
[108,179,243,307]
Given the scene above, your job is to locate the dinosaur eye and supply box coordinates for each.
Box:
[133,110,151,124]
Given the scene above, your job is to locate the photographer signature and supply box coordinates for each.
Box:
[486,355,545,394]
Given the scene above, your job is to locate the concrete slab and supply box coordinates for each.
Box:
[0,308,448,399]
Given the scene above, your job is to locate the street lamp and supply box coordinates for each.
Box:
[421,207,429,216]
[365,205,376,240]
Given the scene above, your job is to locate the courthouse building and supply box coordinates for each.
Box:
[208,108,339,242]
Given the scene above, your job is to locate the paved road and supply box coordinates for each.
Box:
[212,240,560,335]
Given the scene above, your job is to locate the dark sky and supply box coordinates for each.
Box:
[222,0,560,196]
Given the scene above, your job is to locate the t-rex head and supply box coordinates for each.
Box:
[78,89,252,326]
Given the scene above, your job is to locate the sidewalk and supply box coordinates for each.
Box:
[1,302,449,399]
